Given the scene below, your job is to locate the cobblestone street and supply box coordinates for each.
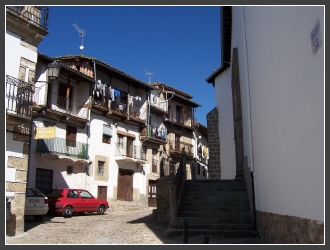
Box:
[6,208,263,245]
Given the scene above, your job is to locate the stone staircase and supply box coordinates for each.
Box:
[164,179,259,238]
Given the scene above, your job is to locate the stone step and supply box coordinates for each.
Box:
[184,186,247,192]
[176,216,253,225]
[182,196,248,206]
[183,190,248,196]
[164,228,258,238]
[185,181,245,188]
[178,211,252,219]
[110,200,149,211]
[179,205,250,213]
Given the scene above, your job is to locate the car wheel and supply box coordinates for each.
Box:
[62,206,73,218]
[33,215,44,221]
[97,205,105,215]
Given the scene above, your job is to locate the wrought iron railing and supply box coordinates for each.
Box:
[115,143,146,161]
[6,75,34,118]
[36,137,89,160]
[169,140,194,155]
[6,6,49,29]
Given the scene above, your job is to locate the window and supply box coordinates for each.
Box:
[176,105,183,123]
[141,145,147,160]
[97,161,105,176]
[35,168,53,193]
[58,83,73,109]
[44,120,56,127]
[79,190,93,199]
[67,166,73,175]
[117,134,124,148]
[102,125,112,144]
[152,148,158,173]
[66,125,77,147]
[126,137,134,157]
[67,190,79,198]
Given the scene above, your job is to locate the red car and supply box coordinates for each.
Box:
[45,188,109,218]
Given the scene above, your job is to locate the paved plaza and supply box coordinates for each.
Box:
[6,208,263,245]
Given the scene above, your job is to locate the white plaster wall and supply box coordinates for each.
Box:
[214,69,236,179]
[6,130,25,157]
[222,6,324,222]
[5,30,38,77]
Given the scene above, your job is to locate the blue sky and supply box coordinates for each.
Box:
[38,6,221,126]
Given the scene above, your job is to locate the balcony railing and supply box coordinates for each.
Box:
[6,6,49,29]
[128,102,147,121]
[169,140,194,156]
[150,99,167,112]
[144,125,167,141]
[36,137,89,160]
[164,114,193,128]
[6,75,34,118]
[33,90,90,120]
[115,143,146,161]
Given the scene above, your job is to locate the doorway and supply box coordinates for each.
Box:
[117,169,133,201]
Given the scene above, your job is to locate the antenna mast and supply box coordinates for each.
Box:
[143,69,155,84]
[72,24,86,55]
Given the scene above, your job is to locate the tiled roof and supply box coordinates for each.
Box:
[150,82,193,99]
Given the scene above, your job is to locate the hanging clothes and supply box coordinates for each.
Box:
[110,88,115,101]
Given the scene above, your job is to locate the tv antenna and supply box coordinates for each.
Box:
[72,24,86,55]
[143,69,155,83]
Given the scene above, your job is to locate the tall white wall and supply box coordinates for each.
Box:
[215,6,324,222]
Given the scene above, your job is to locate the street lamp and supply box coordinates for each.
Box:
[47,61,61,81]
[34,61,61,108]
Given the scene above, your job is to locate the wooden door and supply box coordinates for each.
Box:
[148,180,157,207]
[117,169,133,201]
[97,186,107,201]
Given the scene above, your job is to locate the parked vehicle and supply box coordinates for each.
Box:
[25,187,49,221]
[45,188,109,218]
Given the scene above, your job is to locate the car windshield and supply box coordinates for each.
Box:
[26,188,45,197]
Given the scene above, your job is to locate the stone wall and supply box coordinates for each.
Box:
[6,156,29,236]
[156,176,175,224]
[206,107,221,179]
[257,211,324,244]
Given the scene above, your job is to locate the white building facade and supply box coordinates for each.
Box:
[206,6,324,244]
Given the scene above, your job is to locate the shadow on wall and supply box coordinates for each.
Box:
[6,198,16,236]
